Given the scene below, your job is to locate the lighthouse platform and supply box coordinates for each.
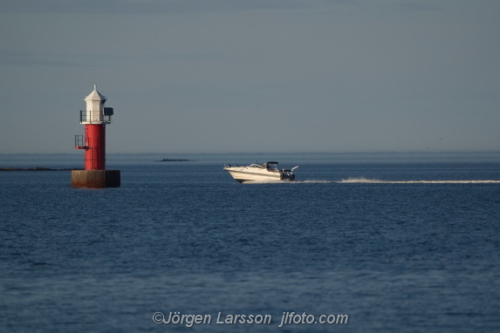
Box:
[71,170,121,188]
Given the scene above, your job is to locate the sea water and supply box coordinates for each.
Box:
[1,152,500,332]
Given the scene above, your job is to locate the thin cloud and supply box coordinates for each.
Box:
[385,2,443,12]
[0,0,310,15]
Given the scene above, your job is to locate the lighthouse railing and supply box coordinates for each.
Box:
[74,135,88,149]
[79,110,112,124]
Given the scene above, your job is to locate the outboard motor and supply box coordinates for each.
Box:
[280,166,298,181]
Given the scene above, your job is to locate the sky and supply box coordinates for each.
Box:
[0,0,499,154]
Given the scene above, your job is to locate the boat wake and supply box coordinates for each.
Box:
[237,178,500,184]
[339,177,500,184]
[295,180,337,184]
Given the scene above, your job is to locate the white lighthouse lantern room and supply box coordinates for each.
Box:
[81,84,113,124]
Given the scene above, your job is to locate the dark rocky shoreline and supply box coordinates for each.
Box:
[0,167,82,171]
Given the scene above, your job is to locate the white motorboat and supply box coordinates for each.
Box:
[223,161,298,183]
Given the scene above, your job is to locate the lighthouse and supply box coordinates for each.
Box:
[71,85,121,188]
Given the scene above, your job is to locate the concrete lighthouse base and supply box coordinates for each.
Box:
[71,170,121,188]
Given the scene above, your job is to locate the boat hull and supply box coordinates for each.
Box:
[225,168,284,183]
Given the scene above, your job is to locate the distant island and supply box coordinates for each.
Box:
[0,167,81,171]
[157,158,192,162]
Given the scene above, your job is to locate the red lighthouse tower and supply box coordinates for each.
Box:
[71,85,120,188]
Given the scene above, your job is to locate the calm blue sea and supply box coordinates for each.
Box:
[1,152,500,333]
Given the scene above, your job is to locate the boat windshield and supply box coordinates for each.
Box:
[266,163,278,171]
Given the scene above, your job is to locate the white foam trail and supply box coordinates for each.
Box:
[295,180,336,184]
[339,177,500,184]
[244,180,336,184]
[240,178,500,184]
